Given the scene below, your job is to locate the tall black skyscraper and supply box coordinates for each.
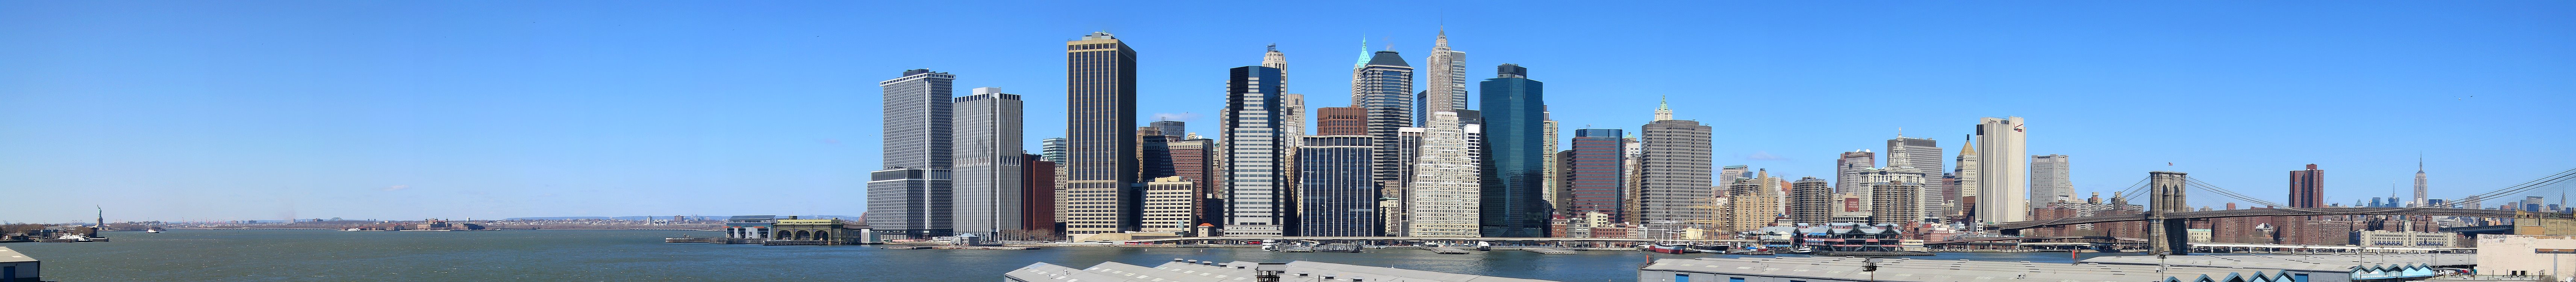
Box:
[1065,32,1139,235]
[1353,51,1416,205]
[1478,64,1549,237]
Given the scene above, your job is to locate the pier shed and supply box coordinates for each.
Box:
[0,246,38,282]
[1640,256,2308,282]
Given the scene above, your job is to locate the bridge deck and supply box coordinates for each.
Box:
[1993,207,2560,230]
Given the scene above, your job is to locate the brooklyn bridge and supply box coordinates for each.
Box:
[1987,168,2576,255]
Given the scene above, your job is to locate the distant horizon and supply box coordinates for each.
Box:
[5,1,2569,222]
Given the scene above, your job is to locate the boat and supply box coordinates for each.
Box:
[1790,246,1814,253]
[1646,244,1691,254]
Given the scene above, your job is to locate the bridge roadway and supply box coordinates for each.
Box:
[1992,207,2563,230]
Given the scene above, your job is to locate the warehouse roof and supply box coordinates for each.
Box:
[2082,253,2474,271]
[1643,256,2288,282]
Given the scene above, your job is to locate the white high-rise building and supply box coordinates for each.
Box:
[950,88,1024,237]
[1973,117,2029,223]
[1405,112,1481,237]
[2029,155,2073,207]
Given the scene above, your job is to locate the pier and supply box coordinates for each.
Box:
[1424,247,1471,254]
[1520,247,1575,254]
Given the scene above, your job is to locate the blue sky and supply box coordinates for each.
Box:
[3,1,2570,223]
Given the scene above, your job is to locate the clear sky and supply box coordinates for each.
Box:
[4,1,2570,223]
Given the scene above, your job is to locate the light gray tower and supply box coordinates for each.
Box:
[951,88,1024,237]
[1973,117,2029,223]
[1635,104,1715,226]
[2029,154,2073,207]
[1836,150,1876,200]
[868,69,957,238]
[2414,157,2428,207]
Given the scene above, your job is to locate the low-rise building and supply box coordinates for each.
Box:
[769,217,876,244]
[0,246,38,282]
[722,215,776,241]
[2350,230,2460,247]
[1642,256,2307,282]
[2475,235,2576,277]
[2083,253,2465,282]
[1009,259,1560,282]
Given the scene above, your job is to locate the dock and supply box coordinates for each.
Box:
[1520,247,1575,254]
[1424,247,1471,254]
[931,246,1040,250]
[883,246,933,250]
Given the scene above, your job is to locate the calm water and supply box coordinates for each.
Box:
[2,229,2117,281]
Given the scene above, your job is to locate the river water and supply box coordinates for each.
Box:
[3,229,2126,281]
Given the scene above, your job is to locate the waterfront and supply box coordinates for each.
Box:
[5,229,2133,281]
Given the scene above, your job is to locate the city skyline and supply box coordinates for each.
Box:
[4,1,2573,222]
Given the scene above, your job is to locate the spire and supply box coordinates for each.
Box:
[1354,36,1369,70]
[1434,28,1450,52]
[1958,136,1977,157]
[1652,96,1673,121]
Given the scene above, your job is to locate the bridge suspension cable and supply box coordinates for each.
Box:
[2182,167,2576,214]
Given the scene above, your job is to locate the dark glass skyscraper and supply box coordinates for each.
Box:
[1354,51,1416,200]
[1478,64,1548,237]
[1065,32,1140,235]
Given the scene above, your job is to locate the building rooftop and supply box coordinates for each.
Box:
[2081,253,2474,271]
[1007,259,1560,282]
[0,246,36,263]
[1643,256,2290,282]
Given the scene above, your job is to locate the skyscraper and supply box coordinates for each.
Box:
[1973,117,2028,223]
[1065,32,1140,235]
[1355,51,1417,209]
[1887,136,1944,218]
[1478,64,1549,237]
[1952,136,1979,220]
[1558,129,1626,218]
[1407,112,1480,237]
[1221,65,1290,237]
[1421,30,1470,123]
[1299,135,1377,236]
[1789,177,1834,225]
[1020,155,1059,233]
[951,88,1024,237]
[2290,164,2325,208]
[2414,157,2428,207]
[1149,120,1186,138]
[1540,110,1560,209]
[1835,150,1876,204]
[869,69,957,238]
[1635,100,1715,226]
[2029,155,2073,206]
[1040,138,1069,164]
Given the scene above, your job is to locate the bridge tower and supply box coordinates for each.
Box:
[2146,171,2190,255]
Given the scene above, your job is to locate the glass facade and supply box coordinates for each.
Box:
[1299,135,1376,236]
[1478,64,1549,237]
[1222,66,1291,236]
